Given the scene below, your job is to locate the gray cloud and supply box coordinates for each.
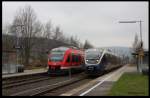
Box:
[2,2,148,49]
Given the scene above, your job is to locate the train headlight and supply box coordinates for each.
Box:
[96,60,99,62]
[86,60,88,61]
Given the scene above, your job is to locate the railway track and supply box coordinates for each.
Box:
[39,78,94,96]
[3,77,51,89]
[39,66,123,96]
[2,73,49,88]
[2,72,48,84]
[12,75,88,96]
[3,66,123,96]
[2,72,85,96]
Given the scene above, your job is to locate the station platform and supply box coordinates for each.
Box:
[60,65,137,96]
[78,65,137,96]
[2,68,48,79]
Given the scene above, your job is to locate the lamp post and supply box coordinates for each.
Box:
[119,20,143,42]
[119,20,143,73]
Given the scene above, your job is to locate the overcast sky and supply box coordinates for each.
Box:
[2,2,149,49]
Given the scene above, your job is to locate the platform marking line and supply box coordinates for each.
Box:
[79,66,126,96]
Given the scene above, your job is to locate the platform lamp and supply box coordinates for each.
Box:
[119,20,144,73]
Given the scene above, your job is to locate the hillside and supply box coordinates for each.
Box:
[99,46,133,58]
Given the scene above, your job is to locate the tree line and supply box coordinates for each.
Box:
[2,5,94,67]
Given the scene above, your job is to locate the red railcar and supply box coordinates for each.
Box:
[47,46,84,74]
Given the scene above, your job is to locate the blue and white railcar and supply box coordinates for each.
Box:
[85,48,121,75]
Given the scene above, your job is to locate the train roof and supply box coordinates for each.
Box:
[51,46,81,52]
[51,47,69,51]
[85,48,120,57]
[104,50,122,58]
[85,48,104,53]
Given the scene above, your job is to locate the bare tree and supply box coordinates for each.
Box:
[10,5,42,66]
[78,42,84,49]
[2,24,13,50]
[43,20,52,39]
[62,36,70,44]
[69,35,80,48]
[53,26,62,40]
[58,31,67,42]
[83,40,93,49]
[2,23,11,34]
[132,33,139,52]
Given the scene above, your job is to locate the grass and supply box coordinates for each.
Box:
[108,72,149,96]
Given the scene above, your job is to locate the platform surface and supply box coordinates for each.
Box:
[60,65,138,96]
[2,68,47,79]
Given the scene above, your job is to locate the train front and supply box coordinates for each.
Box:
[47,47,67,74]
[85,49,104,75]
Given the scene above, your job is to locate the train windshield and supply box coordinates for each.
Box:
[49,51,65,62]
[86,51,102,60]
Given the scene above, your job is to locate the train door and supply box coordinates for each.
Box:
[71,53,76,67]
[104,53,111,70]
[109,54,117,69]
[66,54,71,67]
[101,54,107,65]
[81,54,85,65]
[75,54,79,66]
[101,54,107,70]
[71,53,80,67]
[78,55,81,65]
